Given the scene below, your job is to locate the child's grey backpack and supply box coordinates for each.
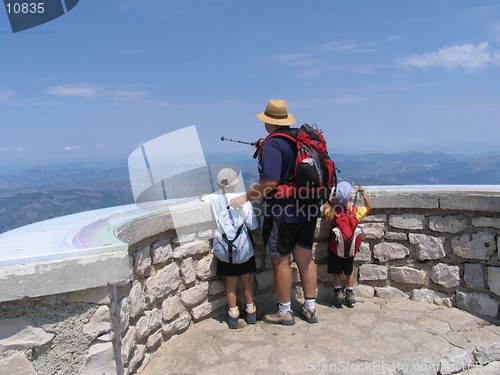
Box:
[212,193,254,264]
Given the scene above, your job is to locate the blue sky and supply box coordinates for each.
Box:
[1,1,500,167]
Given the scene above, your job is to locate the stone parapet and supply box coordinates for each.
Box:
[0,189,499,374]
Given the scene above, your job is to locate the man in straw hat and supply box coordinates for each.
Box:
[231,99,319,325]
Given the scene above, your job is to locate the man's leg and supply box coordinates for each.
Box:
[292,244,317,300]
[271,254,292,303]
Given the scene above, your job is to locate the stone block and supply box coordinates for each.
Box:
[117,297,130,333]
[162,313,191,336]
[464,263,485,289]
[62,286,110,304]
[384,232,407,240]
[196,253,216,280]
[390,266,426,285]
[363,214,387,222]
[317,264,330,283]
[354,284,374,298]
[208,280,225,296]
[409,233,446,260]
[173,240,210,259]
[129,281,146,319]
[133,245,152,276]
[452,232,496,260]
[440,195,500,213]
[191,297,227,320]
[255,270,275,291]
[180,258,197,284]
[82,305,112,341]
[146,329,163,349]
[0,352,37,375]
[359,222,385,239]
[430,264,460,288]
[121,326,137,365]
[373,242,410,262]
[128,344,146,374]
[429,215,467,233]
[180,282,209,307]
[487,267,500,297]
[136,308,162,340]
[0,316,54,351]
[151,239,173,264]
[389,214,426,230]
[374,286,409,299]
[354,242,371,262]
[161,295,185,322]
[315,218,331,240]
[80,342,117,375]
[359,264,388,281]
[456,291,500,319]
[144,263,180,304]
[312,241,329,261]
[411,288,452,307]
[472,217,500,229]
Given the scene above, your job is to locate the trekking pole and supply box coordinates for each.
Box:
[353,187,359,206]
[221,136,255,146]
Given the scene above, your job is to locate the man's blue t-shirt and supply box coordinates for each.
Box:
[259,128,319,222]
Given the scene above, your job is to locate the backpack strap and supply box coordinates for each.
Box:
[221,191,245,263]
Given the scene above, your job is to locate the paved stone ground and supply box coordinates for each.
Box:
[138,298,500,375]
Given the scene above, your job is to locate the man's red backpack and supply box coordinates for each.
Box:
[329,205,362,258]
[257,124,337,205]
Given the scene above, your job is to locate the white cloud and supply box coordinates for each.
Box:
[0,90,15,102]
[45,84,101,99]
[64,146,81,151]
[399,42,500,70]
[324,40,374,53]
[335,94,367,104]
[105,89,149,104]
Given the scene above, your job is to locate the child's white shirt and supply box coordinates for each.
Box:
[200,192,258,230]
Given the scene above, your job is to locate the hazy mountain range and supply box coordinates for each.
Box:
[0,151,498,234]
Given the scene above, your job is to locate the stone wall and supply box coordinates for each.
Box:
[313,192,500,321]
[0,192,499,375]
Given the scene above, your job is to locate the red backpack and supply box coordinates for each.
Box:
[329,206,362,258]
[258,124,337,205]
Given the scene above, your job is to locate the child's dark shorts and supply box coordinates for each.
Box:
[327,251,354,275]
[216,256,256,277]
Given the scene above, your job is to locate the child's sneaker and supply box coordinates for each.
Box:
[227,307,239,329]
[344,289,356,305]
[245,304,257,324]
[333,289,344,307]
[263,308,295,326]
[300,304,318,323]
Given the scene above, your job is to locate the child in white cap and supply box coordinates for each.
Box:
[323,181,372,307]
[200,168,258,328]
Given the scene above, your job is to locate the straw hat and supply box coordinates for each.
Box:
[256,99,296,126]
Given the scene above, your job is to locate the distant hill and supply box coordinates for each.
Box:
[0,152,498,233]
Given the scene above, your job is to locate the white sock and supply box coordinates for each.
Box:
[229,307,238,315]
[246,303,255,311]
[278,301,291,313]
[304,298,315,311]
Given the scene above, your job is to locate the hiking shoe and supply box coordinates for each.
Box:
[344,289,356,305]
[245,305,257,324]
[227,307,239,329]
[263,309,295,326]
[333,289,344,307]
[300,305,318,323]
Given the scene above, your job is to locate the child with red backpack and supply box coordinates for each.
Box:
[323,181,372,307]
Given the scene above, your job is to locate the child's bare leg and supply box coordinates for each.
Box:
[346,273,355,288]
[226,276,238,308]
[333,274,342,288]
[240,273,254,305]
